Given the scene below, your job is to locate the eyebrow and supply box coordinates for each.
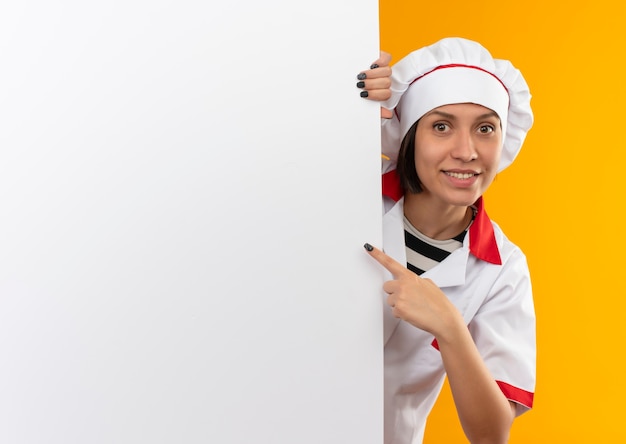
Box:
[426,109,500,120]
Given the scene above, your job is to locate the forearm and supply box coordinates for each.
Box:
[436,320,516,444]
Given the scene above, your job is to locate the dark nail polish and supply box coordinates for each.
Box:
[356,81,365,88]
[364,243,373,251]
[370,63,379,69]
[357,73,366,80]
[360,91,369,98]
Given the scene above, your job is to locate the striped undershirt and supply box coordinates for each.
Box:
[404,209,475,276]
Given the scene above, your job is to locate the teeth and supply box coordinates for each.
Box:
[446,172,475,179]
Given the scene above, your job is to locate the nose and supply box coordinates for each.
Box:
[451,130,478,162]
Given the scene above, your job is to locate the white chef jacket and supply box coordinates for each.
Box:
[380,170,536,444]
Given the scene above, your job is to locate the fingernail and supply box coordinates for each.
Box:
[357,73,366,80]
[370,63,379,69]
[356,81,365,88]
[364,243,373,251]
[360,91,369,98]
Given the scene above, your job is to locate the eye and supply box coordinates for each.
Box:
[433,122,449,132]
[478,124,495,134]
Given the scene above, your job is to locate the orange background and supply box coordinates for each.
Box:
[379,1,626,442]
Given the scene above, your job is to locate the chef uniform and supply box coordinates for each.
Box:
[377,38,536,444]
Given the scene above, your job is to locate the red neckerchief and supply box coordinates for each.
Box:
[382,170,502,265]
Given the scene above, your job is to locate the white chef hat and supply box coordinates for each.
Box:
[381,37,533,172]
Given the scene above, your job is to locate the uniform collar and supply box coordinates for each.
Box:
[382,170,502,265]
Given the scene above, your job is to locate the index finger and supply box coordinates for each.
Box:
[371,50,392,68]
[358,51,392,81]
[363,243,409,278]
[359,66,392,80]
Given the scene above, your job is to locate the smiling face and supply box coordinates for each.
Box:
[412,103,503,208]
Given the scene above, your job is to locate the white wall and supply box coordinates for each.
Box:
[0,2,383,443]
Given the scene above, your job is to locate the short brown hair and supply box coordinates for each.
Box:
[396,120,423,194]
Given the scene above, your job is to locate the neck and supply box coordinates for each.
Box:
[403,193,473,240]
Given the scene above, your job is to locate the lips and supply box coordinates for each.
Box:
[444,171,478,179]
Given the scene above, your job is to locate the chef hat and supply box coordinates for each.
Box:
[381,37,533,172]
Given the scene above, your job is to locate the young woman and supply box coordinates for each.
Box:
[358,38,536,444]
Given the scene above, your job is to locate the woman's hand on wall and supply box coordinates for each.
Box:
[357,51,393,118]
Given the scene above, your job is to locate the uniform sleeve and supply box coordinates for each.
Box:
[468,248,536,415]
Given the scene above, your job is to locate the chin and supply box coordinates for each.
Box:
[444,191,482,207]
